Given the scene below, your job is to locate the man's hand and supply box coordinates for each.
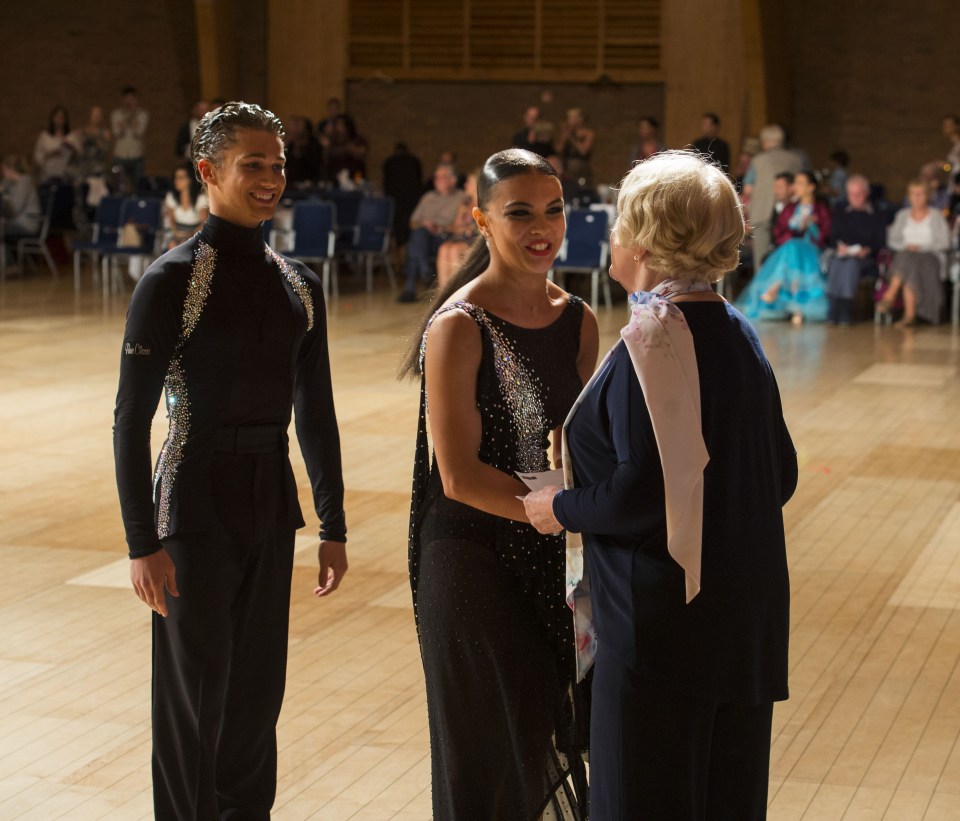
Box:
[523,486,564,535]
[315,540,348,598]
[130,549,179,617]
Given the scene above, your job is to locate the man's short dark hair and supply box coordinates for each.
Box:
[774,172,795,184]
[703,112,720,126]
[121,86,137,96]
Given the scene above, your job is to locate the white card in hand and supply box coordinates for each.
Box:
[515,468,564,491]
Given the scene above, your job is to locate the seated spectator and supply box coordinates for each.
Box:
[825,174,887,325]
[2,155,41,238]
[772,171,795,220]
[547,153,589,206]
[33,105,79,183]
[382,141,423,247]
[397,163,462,302]
[435,170,479,287]
[879,179,951,327]
[737,170,830,324]
[163,165,208,249]
[691,112,731,174]
[325,116,368,185]
[628,115,665,167]
[284,115,323,188]
[916,161,951,212]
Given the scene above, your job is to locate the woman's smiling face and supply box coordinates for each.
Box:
[478,172,565,277]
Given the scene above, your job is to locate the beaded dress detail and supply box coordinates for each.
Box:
[409,296,587,820]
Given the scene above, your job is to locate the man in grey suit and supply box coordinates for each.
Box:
[742,124,803,264]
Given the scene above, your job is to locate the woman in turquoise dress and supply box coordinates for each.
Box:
[738,170,831,323]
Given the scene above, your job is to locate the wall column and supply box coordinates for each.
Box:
[267,0,348,124]
[194,0,237,102]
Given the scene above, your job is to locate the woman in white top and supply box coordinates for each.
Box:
[880,180,951,326]
[33,106,80,182]
[163,165,209,249]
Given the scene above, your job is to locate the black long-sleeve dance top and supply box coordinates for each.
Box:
[114,213,346,558]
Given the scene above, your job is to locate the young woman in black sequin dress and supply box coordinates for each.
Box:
[399,149,599,820]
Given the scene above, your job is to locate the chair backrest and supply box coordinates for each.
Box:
[291,201,337,257]
[326,190,363,232]
[93,195,125,242]
[118,197,164,251]
[352,197,394,253]
[559,209,609,268]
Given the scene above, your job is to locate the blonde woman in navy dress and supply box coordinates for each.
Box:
[526,152,797,820]
[400,149,598,820]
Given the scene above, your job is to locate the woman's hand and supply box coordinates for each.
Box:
[523,485,563,534]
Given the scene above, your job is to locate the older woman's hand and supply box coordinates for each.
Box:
[523,485,564,535]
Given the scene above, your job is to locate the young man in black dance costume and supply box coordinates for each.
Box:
[114,102,348,819]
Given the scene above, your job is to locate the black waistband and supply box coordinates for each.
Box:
[213,425,286,454]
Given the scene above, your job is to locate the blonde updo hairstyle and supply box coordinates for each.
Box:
[614,151,745,284]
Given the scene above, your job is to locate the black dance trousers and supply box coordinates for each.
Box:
[590,650,774,821]
[151,523,296,820]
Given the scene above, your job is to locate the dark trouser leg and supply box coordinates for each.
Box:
[705,701,774,820]
[403,227,440,293]
[589,650,774,821]
[216,528,295,819]
[152,531,243,821]
[827,297,840,324]
[151,526,295,821]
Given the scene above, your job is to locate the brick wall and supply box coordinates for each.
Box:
[784,0,960,201]
[0,0,199,178]
[346,80,665,191]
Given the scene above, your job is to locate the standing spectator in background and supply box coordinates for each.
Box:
[76,105,113,177]
[174,100,210,162]
[880,179,951,327]
[825,174,887,325]
[283,116,322,189]
[691,112,731,174]
[629,116,666,167]
[397,163,462,302]
[33,105,79,183]
[741,124,803,264]
[111,86,149,193]
[382,141,423,248]
[825,150,849,205]
[559,107,595,186]
[511,106,541,152]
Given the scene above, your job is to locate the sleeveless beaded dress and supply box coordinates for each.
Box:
[409,296,588,820]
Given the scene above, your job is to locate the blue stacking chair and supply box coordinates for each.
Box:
[101,197,165,294]
[288,200,338,298]
[550,208,611,311]
[72,195,124,292]
[327,189,363,245]
[341,196,396,292]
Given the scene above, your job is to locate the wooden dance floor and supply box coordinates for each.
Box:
[1,270,959,819]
